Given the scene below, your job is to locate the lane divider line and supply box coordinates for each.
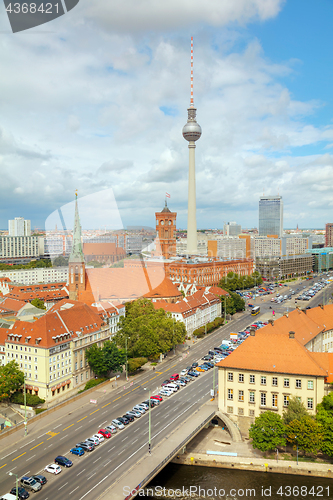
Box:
[77,416,87,422]
[12,452,26,461]
[30,442,43,450]
[90,409,100,415]
[63,424,74,431]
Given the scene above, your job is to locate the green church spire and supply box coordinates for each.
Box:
[69,191,84,263]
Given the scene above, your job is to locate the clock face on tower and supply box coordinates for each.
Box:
[168,220,172,225]
[161,220,164,225]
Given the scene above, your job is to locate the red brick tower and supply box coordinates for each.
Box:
[155,201,177,259]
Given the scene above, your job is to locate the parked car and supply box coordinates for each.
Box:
[55,456,73,467]
[196,366,205,372]
[125,411,141,419]
[70,447,84,456]
[117,417,130,425]
[98,428,112,438]
[86,437,100,446]
[10,487,29,499]
[31,475,47,486]
[150,395,163,402]
[180,369,188,377]
[44,463,62,474]
[105,425,118,434]
[170,373,179,381]
[159,389,173,396]
[76,442,94,452]
[188,370,199,377]
[132,405,145,414]
[112,419,125,429]
[92,433,104,443]
[123,414,134,422]
[20,477,42,493]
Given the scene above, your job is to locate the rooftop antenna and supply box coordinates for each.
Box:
[190,36,194,107]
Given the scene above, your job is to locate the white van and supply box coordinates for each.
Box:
[221,340,232,347]
[0,494,17,500]
[163,383,178,392]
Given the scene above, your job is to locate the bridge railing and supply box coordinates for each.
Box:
[125,410,216,500]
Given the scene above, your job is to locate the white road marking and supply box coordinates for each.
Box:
[122,436,128,442]
[77,469,86,476]
[89,418,96,422]
[2,450,17,459]
[107,446,115,453]
[54,424,62,429]
[58,482,68,490]
[26,455,36,462]
[93,457,101,464]
[132,439,138,445]
[99,421,107,426]
[70,486,79,495]
[76,426,82,431]
[87,472,96,479]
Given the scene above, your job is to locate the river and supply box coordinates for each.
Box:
[140,463,332,499]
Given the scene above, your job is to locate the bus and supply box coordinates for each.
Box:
[251,306,260,316]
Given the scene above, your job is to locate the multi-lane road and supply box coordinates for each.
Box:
[0,275,332,499]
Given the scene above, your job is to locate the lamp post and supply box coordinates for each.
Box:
[172,318,175,355]
[212,352,216,399]
[24,373,27,436]
[144,387,151,454]
[125,337,130,382]
[295,435,298,465]
[9,471,18,500]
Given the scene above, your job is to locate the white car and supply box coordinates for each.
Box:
[133,405,146,414]
[111,419,125,429]
[180,369,188,377]
[126,410,141,418]
[159,389,173,397]
[86,436,100,446]
[93,433,104,443]
[45,464,61,474]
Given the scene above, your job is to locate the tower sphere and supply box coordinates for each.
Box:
[182,120,202,142]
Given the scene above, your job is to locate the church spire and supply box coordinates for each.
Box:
[69,191,84,263]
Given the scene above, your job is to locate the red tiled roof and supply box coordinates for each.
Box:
[216,329,328,377]
[5,303,103,348]
[144,277,182,300]
[83,243,126,257]
[0,297,26,314]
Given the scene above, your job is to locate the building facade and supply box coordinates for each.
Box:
[223,222,242,236]
[259,195,283,238]
[68,195,86,301]
[255,254,313,280]
[325,224,333,247]
[9,217,31,237]
[0,235,44,263]
[0,267,68,285]
[155,202,177,260]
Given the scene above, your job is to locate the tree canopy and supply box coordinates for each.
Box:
[85,341,126,377]
[249,411,286,452]
[286,416,323,455]
[115,299,186,358]
[31,298,46,310]
[218,271,263,293]
[0,361,24,401]
[283,396,309,425]
[316,393,333,456]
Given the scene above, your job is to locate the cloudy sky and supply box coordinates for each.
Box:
[1,0,333,231]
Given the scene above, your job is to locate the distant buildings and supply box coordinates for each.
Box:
[223,222,241,236]
[8,217,31,237]
[0,235,44,264]
[259,195,283,238]
[325,223,333,247]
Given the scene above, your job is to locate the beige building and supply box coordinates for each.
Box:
[217,308,333,436]
[2,299,125,404]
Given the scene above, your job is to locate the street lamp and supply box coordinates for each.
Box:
[125,337,130,382]
[144,387,151,454]
[24,373,27,436]
[9,471,18,500]
[295,435,298,465]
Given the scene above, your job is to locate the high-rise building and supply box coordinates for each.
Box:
[325,223,333,247]
[182,37,202,255]
[223,222,241,236]
[8,217,31,236]
[259,195,283,238]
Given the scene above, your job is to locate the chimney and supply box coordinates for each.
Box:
[301,308,307,314]
[289,331,295,339]
[283,312,288,318]
[319,303,324,310]
[250,328,255,336]
[268,319,274,326]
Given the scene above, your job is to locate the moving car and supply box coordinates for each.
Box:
[55,456,73,467]
[44,464,61,474]
[70,447,84,456]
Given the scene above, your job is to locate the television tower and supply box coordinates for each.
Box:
[182,36,202,255]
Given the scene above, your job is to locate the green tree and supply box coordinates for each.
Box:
[283,396,309,425]
[86,341,126,377]
[286,416,323,455]
[249,411,286,452]
[53,255,69,267]
[316,394,333,456]
[31,298,46,310]
[115,299,186,358]
[0,361,24,401]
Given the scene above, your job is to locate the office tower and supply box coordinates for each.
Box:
[8,217,31,236]
[223,222,241,236]
[325,223,333,247]
[259,196,283,238]
[182,37,202,254]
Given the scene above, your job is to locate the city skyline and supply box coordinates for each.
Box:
[2,1,333,231]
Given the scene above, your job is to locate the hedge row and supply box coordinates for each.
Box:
[77,377,108,394]
[10,392,45,406]
[193,317,224,338]
[128,357,148,373]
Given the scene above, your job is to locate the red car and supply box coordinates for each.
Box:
[151,395,163,402]
[98,429,111,438]
[170,373,179,381]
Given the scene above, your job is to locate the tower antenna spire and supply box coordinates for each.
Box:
[190,36,194,107]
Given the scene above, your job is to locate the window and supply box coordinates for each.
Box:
[284,378,290,388]
[227,406,233,413]
[238,373,244,383]
[308,380,314,390]
[261,376,266,385]
[260,393,266,406]
[238,408,244,415]
[296,379,302,389]
[249,391,255,403]
[249,409,255,416]
[272,394,278,407]
[227,389,233,400]
[272,377,278,386]
[307,398,314,410]
[249,374,255,384]
[81,373,83,381]
[238,390,244,401]
[227,372,233,382]
[283,395,289,406]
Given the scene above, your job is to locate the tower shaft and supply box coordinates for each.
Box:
[187,142,197,254]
